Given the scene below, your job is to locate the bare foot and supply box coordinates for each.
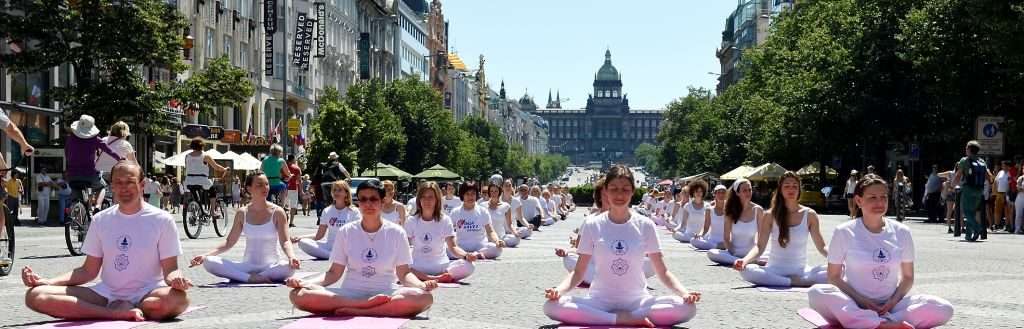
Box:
[436,273,455,283]
[878,320,915,329]
[615,311,654,328]
[113,308,145,321]
[248,274,271,284]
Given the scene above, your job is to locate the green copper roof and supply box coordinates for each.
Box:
[595,49,620,81]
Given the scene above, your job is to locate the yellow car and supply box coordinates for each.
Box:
[800,186,826,209]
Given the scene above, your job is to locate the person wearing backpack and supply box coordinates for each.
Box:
[953,141,993,242]
[318,152,351,205]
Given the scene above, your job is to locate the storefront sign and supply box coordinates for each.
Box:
[208,126,224,140]
[292,13,314,71]
[264,0,277,33]
[287,118,301,137]
[182,124,211,139]
[315,2,326,58]
[264,33,274,77]
[222,130,242,144]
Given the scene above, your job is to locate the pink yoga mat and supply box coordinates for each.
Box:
[797,308,842,329]
[560,326,673,329]
[29,306,206,329]
[280,316,409,329]
[757,286,811,293]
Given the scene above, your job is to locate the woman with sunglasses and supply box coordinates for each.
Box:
[287,180,436,317]
[404,181,475,283]
[544,165,699,327]
[734,172,829,287]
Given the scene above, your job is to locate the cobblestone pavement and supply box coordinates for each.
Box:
[1,207,1021,328]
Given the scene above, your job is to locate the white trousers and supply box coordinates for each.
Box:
[36,194,50,224]
[690,236,723,250]
[1015,192,1024,233]
[542,216,556,226]
[202,256,295,282]
[740,263,826,287]
[412,259,475,281]
[707,249,740,266]
[297,238,332,260]
[544,294,696,326]
[516,227,532,239]
[808,284,954,329]
[448,242,502,259]
[502,234,521,248]
[673,230,695,243]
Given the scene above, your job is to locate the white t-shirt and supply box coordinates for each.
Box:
[845,178,857,195]
[442,196,462,215]
[37,174,53,195]
[551,194,563,210]
[81,204,182,297]
[827,218,915,302]
[96,136,135,173]
[577,212,661,302]
[449,204,492,251]
[520,196,543,219]
[542,198,556,217]
[996,170,1010,193]
[143,180,161,195]
[0,111,10,129]
[329,220,412,296]
[319,205,361,244]
[403,214,455,268]
[485,202,511,236]
[505,196,522,221]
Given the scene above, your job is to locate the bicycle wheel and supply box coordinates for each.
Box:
[65,202,90,256]
[0,214,14,276]
[213,200,231,237]
[183,201,203,239]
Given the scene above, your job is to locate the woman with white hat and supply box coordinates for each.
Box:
[65,115,124,207]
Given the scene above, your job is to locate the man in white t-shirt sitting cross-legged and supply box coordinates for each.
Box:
[21,161,192,321]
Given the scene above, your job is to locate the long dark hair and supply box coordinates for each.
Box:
[854,174,888,218]
[770,172,802,248]
[725,179,750,224]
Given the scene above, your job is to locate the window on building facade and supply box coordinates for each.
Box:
[11,71,50,107]
[274,52,285,79]
[205,28,216,62]
[239,43,249,69]
[224,35,233,64]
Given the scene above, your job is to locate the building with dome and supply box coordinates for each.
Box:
[532,50,664,164]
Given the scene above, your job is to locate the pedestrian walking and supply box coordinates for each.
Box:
[994,160,1011,231]
[924,165,942,223]
[952,140,991,242]
[35,168,52,225]
[55,173,71,224]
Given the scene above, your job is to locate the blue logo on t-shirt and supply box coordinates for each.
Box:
[362,248,378,263]
[873,248,890,264]
[612,240,628,256]
[116,235,132,252]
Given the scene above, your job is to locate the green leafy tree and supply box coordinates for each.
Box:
[459,115,509,176]
[0,0,188,133]
[345,80,406,174]
[385,78,461,174]
[179,55,255,114]
[633,143,661,176]
[306,87,362,177]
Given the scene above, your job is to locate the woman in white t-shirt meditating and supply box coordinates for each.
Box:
[734,172,829,287]
[500,179,534,238]
[670,180,709,243]
[287,180,437,317]
[292,180,361,260]
[485,183,520,248]
[808,175,954,329]
[441,183,462,215]
[544,165,700,327]
[404,181,475,283]
[707,179,766,266]
[448,182,505,260]
[23,162,191,321]
[190,173,300,283]
[691,184,729,250]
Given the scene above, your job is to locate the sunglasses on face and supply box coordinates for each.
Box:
[358,196,381,203]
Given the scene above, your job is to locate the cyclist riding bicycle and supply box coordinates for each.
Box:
[318,151,351,204]
[0,107,34,267]
[261,144,291,204]
[65,115,122,214]
[184,138,228,219]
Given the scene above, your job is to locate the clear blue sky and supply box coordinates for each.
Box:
[443,1,738,110]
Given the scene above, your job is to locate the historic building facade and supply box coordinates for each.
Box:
[534,50,663,164]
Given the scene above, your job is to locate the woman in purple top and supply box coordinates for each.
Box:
[64,115,123,203]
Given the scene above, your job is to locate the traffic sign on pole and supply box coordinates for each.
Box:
[976,116,1005,156]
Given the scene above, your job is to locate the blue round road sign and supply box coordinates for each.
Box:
[983,123,998,138]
